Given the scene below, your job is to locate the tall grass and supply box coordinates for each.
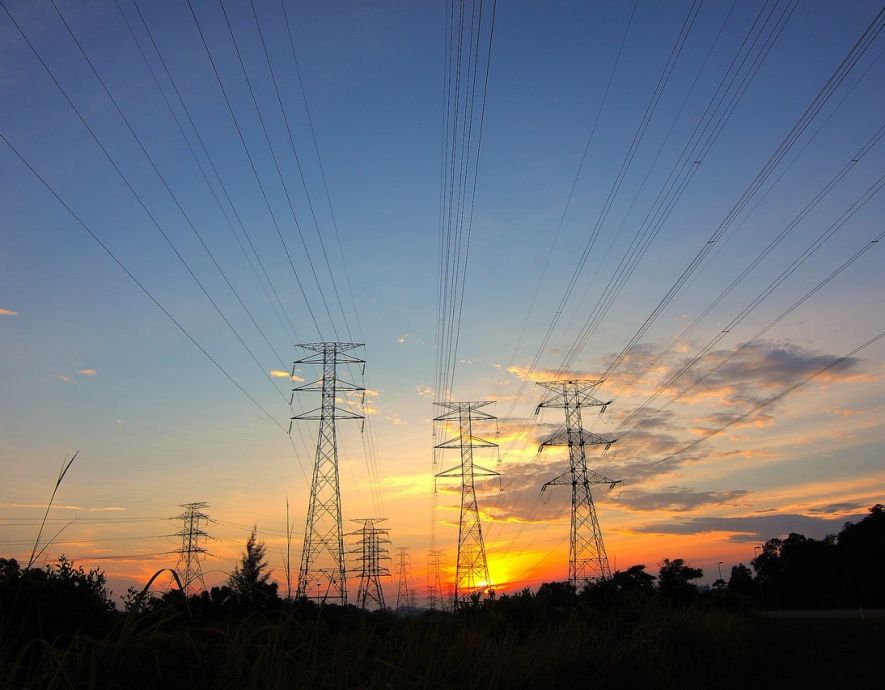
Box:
[3,602,761,689]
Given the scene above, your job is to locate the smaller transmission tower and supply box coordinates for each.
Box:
[349,518,390,610]
[394,547,415,612]
[174,502,210,595]
[536,380,620,588]
[292,342,364,605]
[426,549,446,611]
[434,401,499,606]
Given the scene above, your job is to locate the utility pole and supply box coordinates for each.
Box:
[434,401,499,606]
[174,502,209,595]
[394,547,415,612]
[536,380,620,589]
[426,549,446,611]
[291,342,365,605]
[349,518,390,610]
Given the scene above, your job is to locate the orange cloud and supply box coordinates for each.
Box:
[0,308,18,316]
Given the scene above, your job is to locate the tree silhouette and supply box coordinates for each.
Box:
[229,527,278,605]
[836,504,885,607]
[726,563,755,598]
[751,532,838,608]
[658,558,703,605]
[611,564,656,594]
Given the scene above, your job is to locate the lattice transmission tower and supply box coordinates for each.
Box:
[536,380,620,588]
[394,547,415,612]
[349,518,390,610]
[426,549,446,611]
[434,401,499,606]
[291,342,365,605]
[174,502,210,595]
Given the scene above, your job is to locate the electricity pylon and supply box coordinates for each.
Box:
[349,518,390,610]
[434,401,499,606]
[174,502,209,595]
[536,380,620,588]
[394,547,415,612]
[426,549,446,611]
[291,342,365,605]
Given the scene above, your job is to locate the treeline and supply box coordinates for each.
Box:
[0,506,883,688]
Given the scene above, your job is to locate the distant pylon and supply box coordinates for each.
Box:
[394,547,415,612]
[426,549,446,611]
[174,502,209,595]
[291,342,365,605]
[434,401,499,606]
[536,380,620,588]
[348,518,390,610]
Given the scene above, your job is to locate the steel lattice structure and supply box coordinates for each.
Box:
[174,502,209,595]
[434,401,499,606]
[426,549,446,611]
[349,518,390,610]
[291,342,364,605]
[536,380,620,588]
[394,547,415,612]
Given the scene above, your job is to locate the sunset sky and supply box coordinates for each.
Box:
[1,0,884,601]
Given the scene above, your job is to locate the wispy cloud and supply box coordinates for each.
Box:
[632,511,869,543]
[0,502,126,512]
[269,369,304,382]
[613,487,749,512]
[78,369,97,376]
[0,308,19,316]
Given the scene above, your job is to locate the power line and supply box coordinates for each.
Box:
[593,5,884,385]
[215,0,340,340]
[555,0,800,377]
[616,162,885,433]
[0,130,286,432]
[127,0,301,345]
[182,0,324,338]
[115,0,299,359]
[278,0,363,339]
[620,325,885,481]
[45,0,293,405]
[249,0,353,342]
[497,0,705,434]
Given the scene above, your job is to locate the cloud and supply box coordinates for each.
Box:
[0,502,125,512]
[269,370,304,382]
[613,487,749,512]
[416,385,433,398]
[0,308,18,316]
[689,411,774,436]
[56,374,74,383]
[506,364,601,384]
[78,369,97,376]
[396,336,406,343]
[672,341,871,406]
[633,512,868,543]
[806,501,871,516]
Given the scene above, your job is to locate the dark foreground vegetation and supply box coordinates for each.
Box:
[1,507,883,689]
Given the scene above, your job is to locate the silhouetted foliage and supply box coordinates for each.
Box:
[658,558,703,606]
[3,504,885,687]
[0,555,115,643]
[228,527,278,607]
[726,563,756,598]
[835,504,885,607]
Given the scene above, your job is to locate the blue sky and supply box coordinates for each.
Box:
[1,0,884,595]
